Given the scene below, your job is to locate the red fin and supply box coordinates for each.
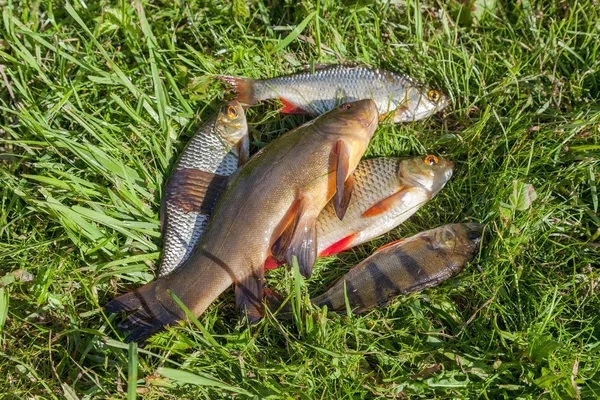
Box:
[319,233,357,257]
[165,169,228,214]
[361,187,414,218]
[279,98,306,114]
[217,76,256,105]
[263,256,282,271]
[374,238,405,253]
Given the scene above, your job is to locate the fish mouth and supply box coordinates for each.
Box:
[356,100,379,134]
[463,223,487,246]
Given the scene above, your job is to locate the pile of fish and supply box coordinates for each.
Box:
[104,65,486,343]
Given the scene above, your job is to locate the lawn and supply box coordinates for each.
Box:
[1,0,599,398]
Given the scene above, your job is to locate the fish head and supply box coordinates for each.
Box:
[216,100,248,147]
[393,86,449,122]
[399,155,454,197]
[431,223,487,256]
[313,99,379,141]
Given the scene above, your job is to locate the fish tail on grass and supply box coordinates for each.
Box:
[104,281,177,343]
[217,76,258,105]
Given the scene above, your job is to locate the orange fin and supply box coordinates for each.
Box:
[217,76,256,105]
[165,169,228,214]
[263,256,282,271]
[235,269,264,324]
[374,238,405,253]
[279,97,307,114]
[334,140,353,220]
[319,233,357,257]
[361,188,414,218]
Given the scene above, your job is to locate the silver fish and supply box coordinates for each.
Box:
[219,64,449,122]
[158,100,249,277]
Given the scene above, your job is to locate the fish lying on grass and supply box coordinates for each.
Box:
[218,64,449,122]
[158,100,249,277]
[263,155,454,269]
[267,223,486,314]
[104,100,379,342]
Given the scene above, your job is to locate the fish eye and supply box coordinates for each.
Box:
[227,105,238,118]
[424,155,439,166]
[428,90,441,102]
[342,103,352,110]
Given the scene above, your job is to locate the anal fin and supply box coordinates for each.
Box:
[235,269,264,324]
[319,233,357,257]
[165,169,228,214]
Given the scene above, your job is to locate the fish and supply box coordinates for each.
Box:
[218,64,449,122]
[267,223,486,314]
[158,100,249,277]
[263,155,454,269]
[104,99,379,342]
[316,155,454,257]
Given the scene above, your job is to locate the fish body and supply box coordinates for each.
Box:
[311,223,486,313]
[158,101,249,277]
[105,100,379,342]
[219,64,449,122]
[316,155,454,258]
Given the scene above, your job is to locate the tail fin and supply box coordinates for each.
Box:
[104,281,179,343]
[217,76,257,105]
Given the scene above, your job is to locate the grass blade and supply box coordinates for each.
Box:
[270,11,316,54]
[157,367,252,395]
[127,342,138,400]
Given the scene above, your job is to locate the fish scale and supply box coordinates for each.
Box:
[219,65,448,122]
[311,223,486,313]
[316,156,453,256]
[316,158,402,252]
[159,104,247,277]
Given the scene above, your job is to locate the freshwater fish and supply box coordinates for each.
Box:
[158,100,249,277]
[218,64,449,122]
[267,223,486,314]
[263,155,454,269]
[311,223,485,312]
[316,155,454,257]
[104,99,379,342]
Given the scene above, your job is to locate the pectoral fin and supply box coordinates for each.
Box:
[235,135,250,167]
[271,196,305,262]
[334,140,353,220]
[284,212,318,278]
[361,187,415,218]
[271,196,318,278]
[235,269,264,324]
[166,169,228,214]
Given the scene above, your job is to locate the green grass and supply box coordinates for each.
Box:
[1,0,599,398]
